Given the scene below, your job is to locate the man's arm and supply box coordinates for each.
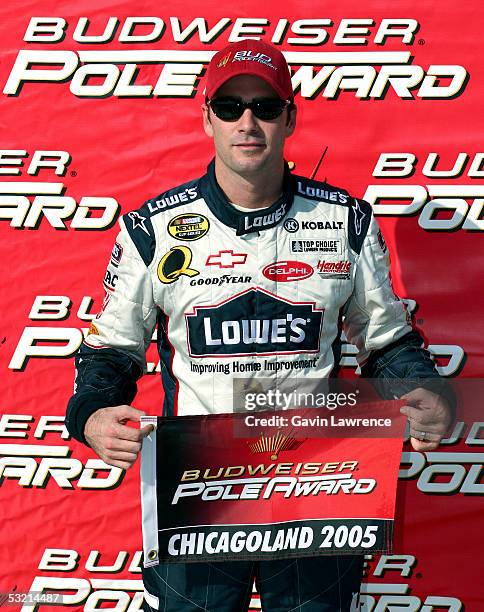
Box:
[66,216,158,467]
[343,201,454,450]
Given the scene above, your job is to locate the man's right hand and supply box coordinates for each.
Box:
[84,405,154,470]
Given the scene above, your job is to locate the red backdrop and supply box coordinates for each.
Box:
[0,1,482,610]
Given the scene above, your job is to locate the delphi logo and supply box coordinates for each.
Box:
[185,287,323,357]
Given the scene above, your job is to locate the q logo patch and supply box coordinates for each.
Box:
[167,213,210,241]
[157,246,199,284]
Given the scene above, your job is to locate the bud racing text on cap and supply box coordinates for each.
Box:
[205,39,294,101]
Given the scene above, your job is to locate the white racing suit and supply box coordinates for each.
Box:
[66,159,445,611]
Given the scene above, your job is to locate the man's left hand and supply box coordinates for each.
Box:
[400,387,452,451]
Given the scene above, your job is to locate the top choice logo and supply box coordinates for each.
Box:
[1,17,469,100]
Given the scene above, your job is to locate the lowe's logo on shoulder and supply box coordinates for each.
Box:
[185,287,323,357]
[148,187,198,214]
[297,181,349,204]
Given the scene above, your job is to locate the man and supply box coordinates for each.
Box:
[66,39,452,611]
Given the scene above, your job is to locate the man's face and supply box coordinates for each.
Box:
[202,74,296,178]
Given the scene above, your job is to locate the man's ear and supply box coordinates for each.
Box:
[202,104,214,138]
[285,104,297,136]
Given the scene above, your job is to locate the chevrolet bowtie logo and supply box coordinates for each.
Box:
[206,250,247,268]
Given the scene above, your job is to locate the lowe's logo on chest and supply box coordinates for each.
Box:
[244,203,286,232]
[185,287,323,357]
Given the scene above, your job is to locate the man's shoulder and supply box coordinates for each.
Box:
[125,175,203,223]
[119,175,203,266]
[293,173,361,209]
[292,173,373,253]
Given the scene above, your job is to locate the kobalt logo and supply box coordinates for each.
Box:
[366,152,484,231]
[0,149,119,230]
[284,218,299,232]
[302,220,344,230]
[2,18,468,100]
[185,287,323,357]
[263,261,314,282]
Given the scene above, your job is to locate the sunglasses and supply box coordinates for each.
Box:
[207,96,291,122]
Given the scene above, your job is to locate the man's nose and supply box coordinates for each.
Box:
[237,108,259,131]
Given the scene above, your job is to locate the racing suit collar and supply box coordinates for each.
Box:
[200,158,295,236]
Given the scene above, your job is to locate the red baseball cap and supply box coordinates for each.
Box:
[205,40,294,101]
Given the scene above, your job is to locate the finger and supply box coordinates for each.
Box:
[400,406,438,425]
[140,424,154,438]
[105,449,139,465]
[116,405,147,423]
[401,387,435,402]
[103,459,133,470]
[410,437,440,451]
[105,438,142,454]
[114,423,147,442]
[408,428,441,444]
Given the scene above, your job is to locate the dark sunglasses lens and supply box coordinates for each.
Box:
[210,100,243,121]
[209,98,287,121]
[253,100,286,120]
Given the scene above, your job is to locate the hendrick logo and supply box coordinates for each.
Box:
[185,288,323,357]
[317,260,351,280]
[262,261,314,282]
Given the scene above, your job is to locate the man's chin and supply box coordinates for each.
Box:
[231,155,268,175]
